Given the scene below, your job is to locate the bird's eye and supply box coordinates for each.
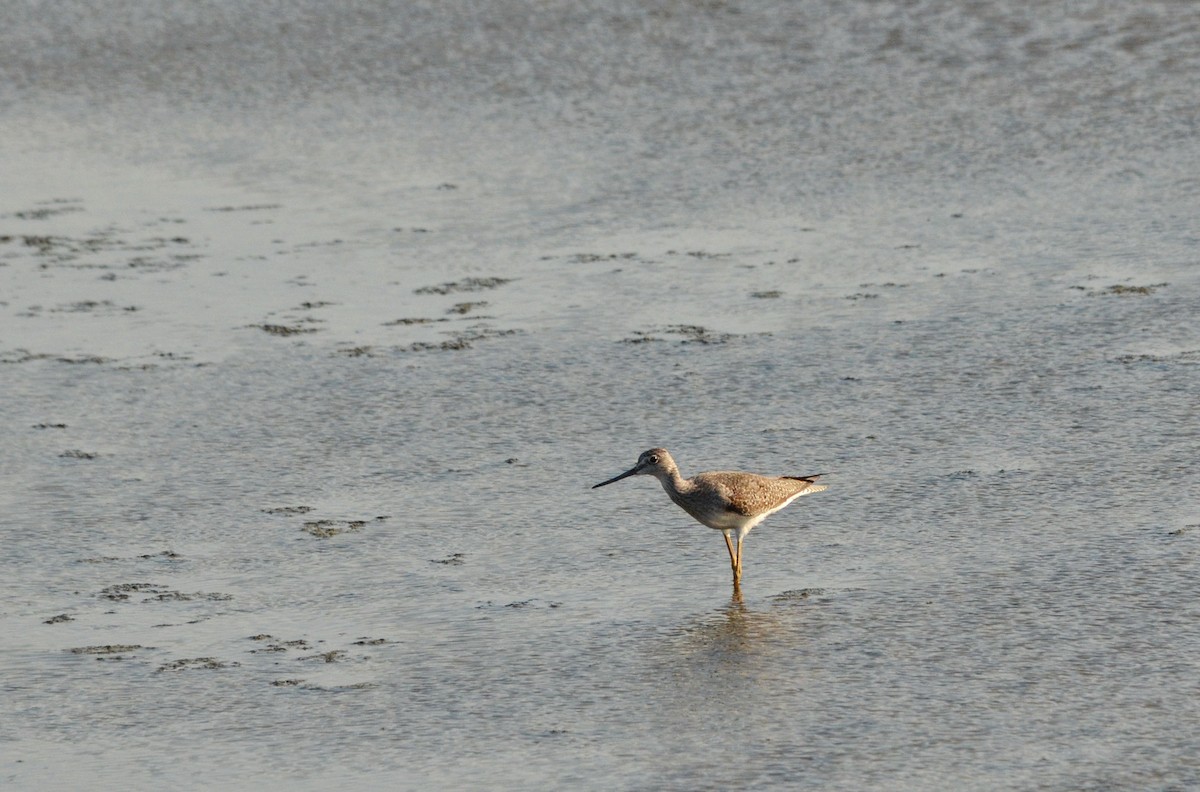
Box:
[648,455,659,464]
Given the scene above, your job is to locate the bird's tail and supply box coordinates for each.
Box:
[784,474,827,493]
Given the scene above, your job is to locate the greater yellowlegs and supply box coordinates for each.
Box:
[592,448,826,587]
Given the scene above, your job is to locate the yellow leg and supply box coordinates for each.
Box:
[722,532,737,570]
[735,535,745,583]
[723,532,741,586]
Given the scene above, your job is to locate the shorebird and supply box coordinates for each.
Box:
[592,448,826,587]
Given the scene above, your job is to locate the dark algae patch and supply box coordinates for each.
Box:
[249,635,312,653]
[622,331,664,344]
[202,203,282,212]
[382,317,449,326]
[772,588,828,603]
[1115,350,1200,365]
[48,300,138,314]
[158,657,238,672]
[79,550,182,563]
[263,505,314,516]
[475,599,563,610]
[99,582,231,602]
[10,198,84,220]
[100,583,163,600]
[298,650,347,663]
[414,276,512,295]
[400,327,520,353]
[69,644,146,655]
[1072,282,1170,297]
[663,324,735,344]
[566,252,638,263]
[622,324,741,345]
[301,515,389,538]
[1098,283,1168,296]
[302,519,363,538]
[147,591,233,602]
[1,222,199,272]
[337,345,373,357]
[139,550,182,560]
[252,323,320,336]
[446,301,488,315]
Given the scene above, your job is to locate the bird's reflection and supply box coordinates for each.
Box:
[666,583,827,664]
[674,584,786,658]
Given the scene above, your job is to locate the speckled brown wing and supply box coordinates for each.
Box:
[699,472,821,517]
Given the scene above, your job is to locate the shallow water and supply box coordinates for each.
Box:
[3,2,1200,790]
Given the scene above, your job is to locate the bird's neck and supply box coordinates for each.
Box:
[655,467,690,498]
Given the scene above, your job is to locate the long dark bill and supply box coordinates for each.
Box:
[592,465,642,489]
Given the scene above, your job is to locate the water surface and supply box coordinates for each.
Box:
[2,2,1199,789]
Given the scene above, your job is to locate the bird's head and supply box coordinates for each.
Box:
[592,447,675,488]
